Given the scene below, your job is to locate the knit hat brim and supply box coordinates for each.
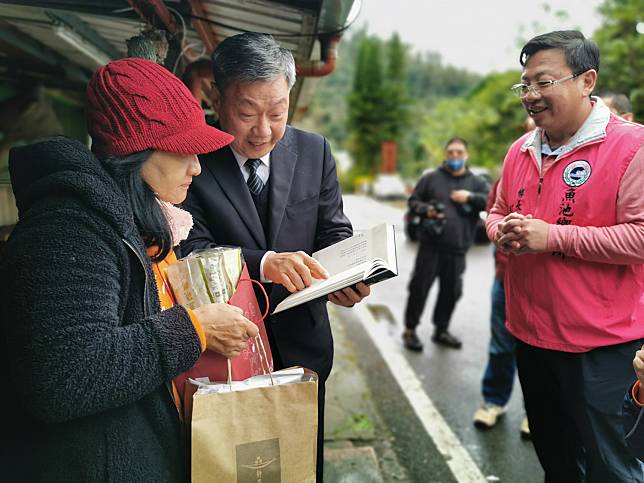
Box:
[152,123,234,155]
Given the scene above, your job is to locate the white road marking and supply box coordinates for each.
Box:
[353,303,488,483]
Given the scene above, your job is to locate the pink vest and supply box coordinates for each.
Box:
[502,117,644,352]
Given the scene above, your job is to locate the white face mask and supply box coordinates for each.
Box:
[156,199,194,246]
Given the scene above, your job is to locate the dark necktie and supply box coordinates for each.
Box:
[245,158,264,195]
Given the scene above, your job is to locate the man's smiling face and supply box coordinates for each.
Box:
[520,48,587,137]
[215,77,289,159]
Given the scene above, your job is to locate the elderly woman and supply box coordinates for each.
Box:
[0,58,258,482]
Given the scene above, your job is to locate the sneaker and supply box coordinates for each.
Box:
[520,415,531,440]
[473,403,506,429]
[402,329,423,352]
[431,330,462,349]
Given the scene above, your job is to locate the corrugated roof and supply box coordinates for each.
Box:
[0,0,357,117]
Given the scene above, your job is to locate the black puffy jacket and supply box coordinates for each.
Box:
[409,166,489,252]
[0,138,202,482]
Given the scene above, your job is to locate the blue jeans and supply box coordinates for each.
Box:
[481,278,517,407]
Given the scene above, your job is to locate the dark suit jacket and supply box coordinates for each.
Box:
[180,126,352,381]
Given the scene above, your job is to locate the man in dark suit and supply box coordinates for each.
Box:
[181,32,370,482]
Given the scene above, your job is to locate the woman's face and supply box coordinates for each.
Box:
[140,151,201,204]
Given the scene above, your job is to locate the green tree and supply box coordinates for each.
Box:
[420,70,526,174]
[346,36,387,177]
[593,0,644,119]
[381,33,411,142]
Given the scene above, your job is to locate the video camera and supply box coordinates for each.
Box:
[420,201,446,237]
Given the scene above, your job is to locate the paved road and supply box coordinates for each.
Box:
[341,195,543,483]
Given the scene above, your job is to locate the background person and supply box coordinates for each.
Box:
[180,32,369,482]
[472,178,530,439]
[601,91,635,121]
[402,137,489,351]
[0,58,258,482]
[473,116,536,437]
[488,30,644,482]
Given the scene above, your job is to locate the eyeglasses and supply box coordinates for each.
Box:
[511,72,584,98]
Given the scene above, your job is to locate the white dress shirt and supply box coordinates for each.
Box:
[230,147,274,283]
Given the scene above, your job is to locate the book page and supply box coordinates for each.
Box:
[369,223,398,273]
[313,231,373,275]
[273,223,397,314]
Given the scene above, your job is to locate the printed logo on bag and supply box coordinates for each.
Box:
[236,438,281,483]
[563,160,592,187]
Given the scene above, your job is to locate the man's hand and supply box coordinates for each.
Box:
[634,345,644,386]
[497,216,550,254]
[450,190,471,204]
[328,282,371,307]
[634,345,644,403]
[264,251,329,293]
[494,212,527,251]
[193,304,259,358]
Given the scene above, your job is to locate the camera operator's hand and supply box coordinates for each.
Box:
[426,206,446,219]
[450,190,471,204]
[264,251,329,293]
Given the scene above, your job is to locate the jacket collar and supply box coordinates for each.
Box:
[200,126,298,249]
[202,146,267,248]
[521,96,611,159]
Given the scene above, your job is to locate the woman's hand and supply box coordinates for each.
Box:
[193,304,259,358]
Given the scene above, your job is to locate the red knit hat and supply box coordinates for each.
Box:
[86,58,233,158]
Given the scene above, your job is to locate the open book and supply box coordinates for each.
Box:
[273,223,398,314]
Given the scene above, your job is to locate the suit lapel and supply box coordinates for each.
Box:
[268,130,297,247]
[202,147,267,248]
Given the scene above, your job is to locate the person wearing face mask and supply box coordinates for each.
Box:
[402,137,489,351]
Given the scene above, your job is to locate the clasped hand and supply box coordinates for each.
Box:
[494,212,550,254]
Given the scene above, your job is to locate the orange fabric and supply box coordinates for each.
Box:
[148,249,206,351]
[633,380,644,407]
[148,248,207,417]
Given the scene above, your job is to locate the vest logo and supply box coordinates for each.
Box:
[236,438,280,483]
[563,160,592,187]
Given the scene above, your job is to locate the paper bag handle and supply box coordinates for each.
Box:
[237,277,270,322]
[226,277,274,386]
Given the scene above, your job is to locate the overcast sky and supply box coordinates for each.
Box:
[352,0,605,74]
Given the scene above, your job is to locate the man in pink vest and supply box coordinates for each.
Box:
[487,30,644,482]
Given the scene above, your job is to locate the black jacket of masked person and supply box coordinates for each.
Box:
[409,166,489,252]
[0,138,202,482]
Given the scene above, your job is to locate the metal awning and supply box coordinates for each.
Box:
[0,0,359,119]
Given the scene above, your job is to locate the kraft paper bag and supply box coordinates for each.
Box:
[191,368,318,483]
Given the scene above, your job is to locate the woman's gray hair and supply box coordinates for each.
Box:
[212,32,296,94]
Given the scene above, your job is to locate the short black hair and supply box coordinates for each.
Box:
[520,30,600,74]
[445,137,468,150]
[101,150,172,263]
[600,91,632,115]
